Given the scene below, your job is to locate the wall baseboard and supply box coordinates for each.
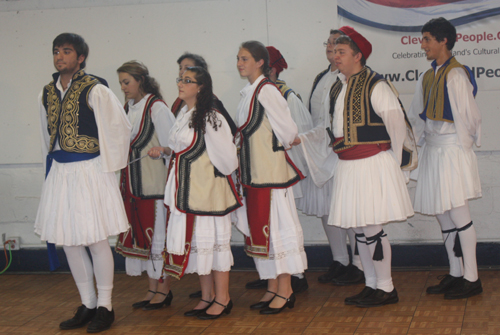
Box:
[2,243,499,273]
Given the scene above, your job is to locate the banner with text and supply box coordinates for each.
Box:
[337,0,500,94]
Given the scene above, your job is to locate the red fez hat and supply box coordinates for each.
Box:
[266,46,288,75]
[338,26,372,60]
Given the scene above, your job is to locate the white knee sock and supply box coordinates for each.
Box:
[347,228,363,270]
[364,225,394,293]
[88,240,115,311]
[352,228,376,289]
[436,212,464,278]
[63,245,97,309]
[321,216,349,266]
[449,203,478,282]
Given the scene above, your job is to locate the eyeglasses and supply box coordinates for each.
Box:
[323,40,337,47]
[176,77,198,84]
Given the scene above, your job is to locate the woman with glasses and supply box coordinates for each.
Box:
[115,61,176,310]
[151,66,241,320]
[234,41,308,314]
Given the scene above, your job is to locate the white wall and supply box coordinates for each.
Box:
[0,0,499,249]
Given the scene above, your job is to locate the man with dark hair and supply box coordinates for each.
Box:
[294,26,415,307]
[35,33,131,332]
[300,28,365,286]
[409,17,482,299]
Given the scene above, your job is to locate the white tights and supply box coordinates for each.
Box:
[436,201,478,282]
[63,239,114,311]
[353,225,393,293]
[321,216,362,269]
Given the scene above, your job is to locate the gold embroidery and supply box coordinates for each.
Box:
[46,70,100,153]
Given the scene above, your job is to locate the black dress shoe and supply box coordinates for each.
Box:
[318,261,348,283]
[132,290,156,308]
[86,307,114,333]
[189,290,202,298]
[426,274,463,294]
[356,288,399,307]
[444,278,482,300]
[142,291,173,310]
[250,290,276,309]
[197,300,233,320]
[260,293,296,314]
[184,299,214,316]
[291,275,309,293]
[332,264,365,286]
[245,279,268,289]
[344,286,376,305]
[59,305,96,330]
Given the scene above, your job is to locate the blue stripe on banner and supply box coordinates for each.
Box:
[338,6,500,32]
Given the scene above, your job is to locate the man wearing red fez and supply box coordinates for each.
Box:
[244,46,313,294]
[294,26,415,307]
[409,17,482,299]
[299,28,365,287]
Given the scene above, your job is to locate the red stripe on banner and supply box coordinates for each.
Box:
[366,0,462,8]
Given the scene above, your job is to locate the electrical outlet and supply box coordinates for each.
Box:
[6,237,20,250]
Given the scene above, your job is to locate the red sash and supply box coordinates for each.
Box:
[116,165,157,260]
[333,137,391,160]
[244,187,271,258]
[162,213,195,279]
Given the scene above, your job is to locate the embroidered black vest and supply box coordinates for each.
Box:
[175,109,242,216]
[330,67,391,146]
[42,70,107,153]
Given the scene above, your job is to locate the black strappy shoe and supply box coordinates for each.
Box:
[250,290,276,309]
[260,293,296,314]
[197,300,233,320]
[184,299,214,317]
[142,291,173,310]
[132,290,156,309]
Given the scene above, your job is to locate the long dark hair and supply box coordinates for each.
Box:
[116,60,163,100]
[186,66,220,133]
[240,40,270,77]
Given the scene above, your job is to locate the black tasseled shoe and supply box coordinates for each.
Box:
[59,305,96,330]
[86,307,114,333]
[318,261,348,283]
[344,287,376,305]
[426,274,462,294]
[444,278,482,300]
[355,288,399,307]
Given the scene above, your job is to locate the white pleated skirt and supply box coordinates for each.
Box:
[125,199,167,280]
[413,133,481,215]
[34,156,129,246]
[296,176,333,217]
[184,214,233,275]
[254,187,308,279]
[328,150,414,228]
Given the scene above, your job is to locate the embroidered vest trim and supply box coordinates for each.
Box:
[175,112,242,215]
[43,70,102,153]
[330,67,390,147]
[127,95,169,199]
[237,78,304,189]
[421,56,477,123]
[275,79,301,101]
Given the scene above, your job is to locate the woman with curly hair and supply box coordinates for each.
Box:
[150,66,241,319]
[234,41,308,314]
[115,61,176,310]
